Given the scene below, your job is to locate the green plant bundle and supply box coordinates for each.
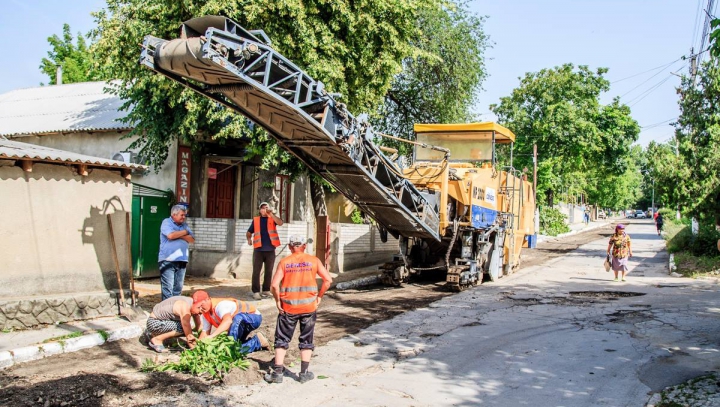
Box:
[143,335,250,379]
[539,207,571,236]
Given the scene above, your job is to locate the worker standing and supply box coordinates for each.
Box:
[264,236,332,384]
[246,202,284,300]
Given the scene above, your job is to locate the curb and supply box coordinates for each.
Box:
[537,221,610,243]
[0,324,144,370]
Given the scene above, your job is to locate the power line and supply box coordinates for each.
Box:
[619,60,684,99]
[641,117,676,129]
[628,74,675,108]
[692,0,704,50]
[610,57,684,84]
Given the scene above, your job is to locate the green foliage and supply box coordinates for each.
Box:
[671,61,720,222]
[143,335,250,379]
[490,64,640,207]
[663,222,692,254]
[373,1,489,151]
[91,0,452,172]
[40,24,103,85]
[350,208,364,224]
[539,207,570,236]
[42,331,83,343]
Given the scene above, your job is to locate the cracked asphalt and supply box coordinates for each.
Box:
[196,219,720,406]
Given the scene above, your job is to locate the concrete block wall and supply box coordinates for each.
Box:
[329,223,398,274]
[187,218,229,251]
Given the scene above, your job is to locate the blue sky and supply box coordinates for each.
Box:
[0,1,708,146]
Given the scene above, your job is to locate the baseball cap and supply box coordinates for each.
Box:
[616,224,625,229]
[191,290,210,305]
[259,201,269,209]
[288,235,307,246]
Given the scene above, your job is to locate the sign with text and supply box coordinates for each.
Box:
[175,146,192,204]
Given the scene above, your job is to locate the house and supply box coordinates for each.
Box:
[0,139,145,329]
[0,81,398,287]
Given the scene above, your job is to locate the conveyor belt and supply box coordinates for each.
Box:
[140,16,440,240]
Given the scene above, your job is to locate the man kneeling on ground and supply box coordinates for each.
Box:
[146,295,200,353]
[264,235,332,384]
[190,290,269,352]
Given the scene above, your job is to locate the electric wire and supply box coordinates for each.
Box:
[619,59,684,99]
[641,117,677,129]
[628,75,675,108]
[610,57,683,84]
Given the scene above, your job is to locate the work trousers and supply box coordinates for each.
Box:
[252,250,276,293]
[159,260,187,301]
[228,312,264,353]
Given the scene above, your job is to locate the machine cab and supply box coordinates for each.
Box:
[412,122,516,165]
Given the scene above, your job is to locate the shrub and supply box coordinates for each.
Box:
[143,335,250,379]
[689,223,720,257]
[539,207,570,236]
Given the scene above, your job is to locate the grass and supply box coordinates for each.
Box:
[672,252,720,278]
[42,331,83,344]
[662,218,720,277]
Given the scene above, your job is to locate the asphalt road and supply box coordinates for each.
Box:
[200,219,720,406]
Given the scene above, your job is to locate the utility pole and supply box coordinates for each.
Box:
[533,143,537,199]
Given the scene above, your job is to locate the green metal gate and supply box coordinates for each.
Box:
[131,184,172,278]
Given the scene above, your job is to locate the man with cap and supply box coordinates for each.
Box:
[190,290,269,352]
[264,235,332,384]
[607,224,633,282]
[246,202,284,300]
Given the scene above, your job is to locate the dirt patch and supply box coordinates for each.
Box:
[0,226,606,405]
[605,309,654,323]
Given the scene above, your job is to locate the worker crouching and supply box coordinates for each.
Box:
[190,290,269,353]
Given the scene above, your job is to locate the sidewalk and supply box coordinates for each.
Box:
[537,219,611,243]
[0,263,384,369]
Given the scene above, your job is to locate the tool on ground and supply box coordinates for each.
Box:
[107,214,141,321]
[125,212,137,307]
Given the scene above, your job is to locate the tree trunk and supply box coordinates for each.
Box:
[546,188,554,207]
[310,177,327,218]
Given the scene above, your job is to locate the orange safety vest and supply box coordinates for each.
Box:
[278,252,320,314]
[253,216,281,248]
[203,297,257,328]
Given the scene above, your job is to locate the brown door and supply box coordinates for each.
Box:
[275,174,291,222]
[207,163,236,218]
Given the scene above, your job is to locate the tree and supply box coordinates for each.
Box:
[372,2,489,153]
[490,64,640,206]
[91,0,486,217]
[40,24,102,85]
[672,60,720,225]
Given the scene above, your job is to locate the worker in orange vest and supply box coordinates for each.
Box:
[246,202,284,300]
[264,235,332,384]
[190,290,269,353]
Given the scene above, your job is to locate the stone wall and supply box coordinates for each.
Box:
[0,290,133,330]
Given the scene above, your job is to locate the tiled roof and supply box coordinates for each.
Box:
[0,81,133,137]
[0,139,146,170]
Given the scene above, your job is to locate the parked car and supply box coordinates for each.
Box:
[635,210,646,219]
[597,210,606,219]
[625,210,634,218]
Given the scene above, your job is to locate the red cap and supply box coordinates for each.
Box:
[191,290,210,305]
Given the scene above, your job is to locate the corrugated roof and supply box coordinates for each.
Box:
[0,139,146,170]
[0,81,134,137]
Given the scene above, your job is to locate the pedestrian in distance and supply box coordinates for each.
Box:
[264,236,333,384]
[583,211,590,225]
[607,224,632,282]
[655,212,664,236]
[145,295,200,353]
[158,204,195,300]
[246,202,284,300]
[190,290,269,353]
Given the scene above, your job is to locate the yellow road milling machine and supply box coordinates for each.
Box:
[139,16,536,291]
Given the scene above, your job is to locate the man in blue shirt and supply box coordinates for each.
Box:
[158,204,195,300]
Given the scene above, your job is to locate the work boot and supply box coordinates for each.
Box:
[253,292,261,300]
[299,371,314,383]
[264,370,283,384]
[255,332,270,349]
